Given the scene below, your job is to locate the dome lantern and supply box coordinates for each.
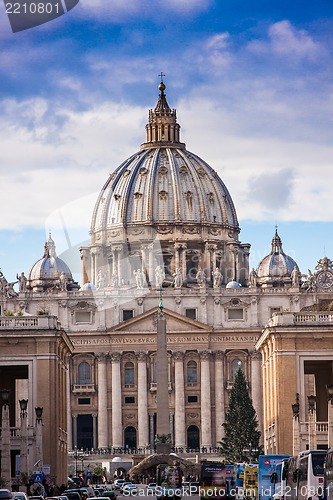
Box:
[141,78,186,150]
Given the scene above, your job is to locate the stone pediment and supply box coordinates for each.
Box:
[112,307,211,334]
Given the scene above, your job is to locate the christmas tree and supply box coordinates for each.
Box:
[220,367,263,462]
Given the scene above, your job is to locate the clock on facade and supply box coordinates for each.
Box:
[317,270,333,289]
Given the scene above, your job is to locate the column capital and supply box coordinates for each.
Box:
[199,350,211,360]
[136,351,147,362]
[95,352,109,361]
[250,350,262,361]
[173,351,185,361]
[214,350,225,360]
[110,352,122,362]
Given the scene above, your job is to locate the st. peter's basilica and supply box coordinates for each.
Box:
[1,81,333,485]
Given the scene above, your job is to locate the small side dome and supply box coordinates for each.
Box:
[81,281,96,291]
[256,229,299,286]
[112,457,124,463]
[226,280,242,289]
[28,234,79,292]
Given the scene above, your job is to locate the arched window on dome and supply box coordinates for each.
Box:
[125,362,135,387]
[231,358,243,380]
[78,361,91,385]
[187,361,198,386]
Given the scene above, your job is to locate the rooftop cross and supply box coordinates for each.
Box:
[158,71,166,83]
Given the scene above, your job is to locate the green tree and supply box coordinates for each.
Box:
[219,367,263,463]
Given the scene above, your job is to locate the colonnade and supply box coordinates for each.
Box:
[82,238,250,289]
[70,349,263,450]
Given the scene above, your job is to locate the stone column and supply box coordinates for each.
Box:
[170,413,175,445]
[181,246,187,281]
[73,415,78,447]
[250,351,263,439]
[111,352,123,447]
[96,353,109,448]
[174,351,186,448]
[136,352,149,447]
[92,414,98,449]
[308,395,317,450]
[1,402,11,488]
[149,414,155,447]
[215,351,225,444]
[328,393,333,448]
[174,243,180,272]
[20,405,28,479]
[200,351,212,447]
[115,246,123,286]
[204,243,211,284]
[66,367,72,450]
[147,243,154,286]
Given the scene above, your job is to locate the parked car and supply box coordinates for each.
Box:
[100,492,116,499]
[113,480,125,491]
[12,493,29,500]
[121,484,138,495]
[0,491,12,500]
[62,491,81,500]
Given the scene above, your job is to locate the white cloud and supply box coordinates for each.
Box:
[248,20,325,62]
[78,0,211,20]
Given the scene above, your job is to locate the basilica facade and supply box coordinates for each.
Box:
[1,82,333,484]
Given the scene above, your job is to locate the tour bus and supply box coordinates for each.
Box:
[235,464,245,499]
[272,458,289,500]
[324,447,333,500]
[258,455,291,500]
[156,464,182,500]
[295,450,325,500]
[283,456,298,500]
[200,462,228,500]
[243,464,258,499]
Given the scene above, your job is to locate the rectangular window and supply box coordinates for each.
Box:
[78,398,90,405]
[187,395,198,403]
[228,308,244,320]
[123,310,134,321]
[185,308,197,320]
[75,311,91,323]
[270,307,281,316]
[124,396,135,404]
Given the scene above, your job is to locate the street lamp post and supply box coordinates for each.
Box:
[35,407,44,471]
[308,395,317,450]
[19,399,29,484]
[0,389,11,488]
[292,393,300,455]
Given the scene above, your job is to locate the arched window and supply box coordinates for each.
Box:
[78,361,91,384]
[231,358,243,380]
[125,362,135,386]
[187,361,198,386]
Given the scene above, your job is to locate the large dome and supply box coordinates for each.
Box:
[91,83,239,240]
[83,81,251,288]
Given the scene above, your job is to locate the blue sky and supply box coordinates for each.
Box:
[0,0,332,284]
